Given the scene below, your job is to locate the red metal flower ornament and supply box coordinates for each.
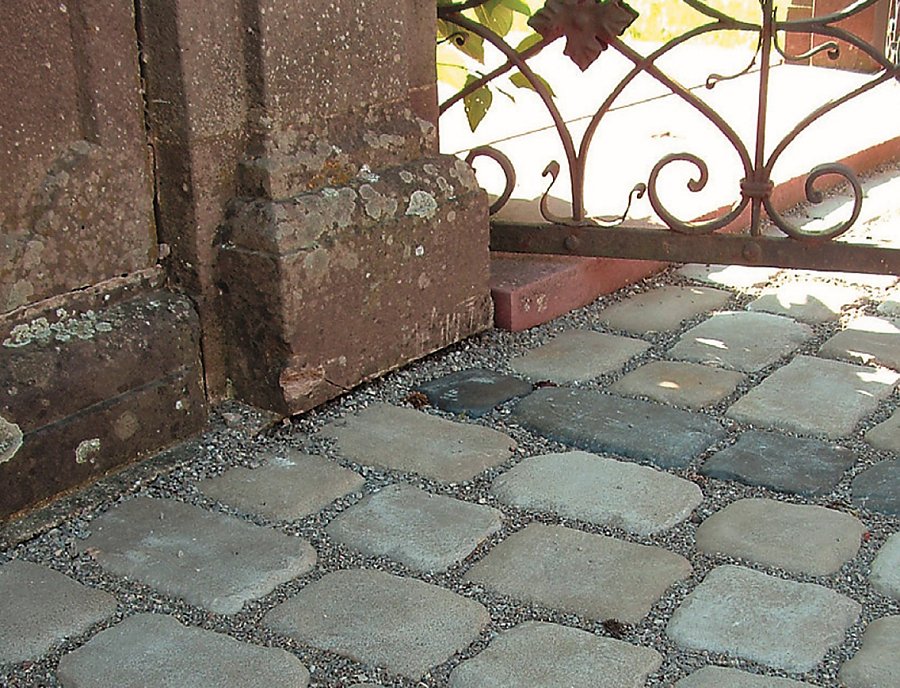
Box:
[529,0,639,71]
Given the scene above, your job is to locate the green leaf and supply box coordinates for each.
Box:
[510,70,556,97]
[503,0,533,16]
[474,0,514,37]
[453,30,485,63]
[515,32,543,53]
[463,76,493,131]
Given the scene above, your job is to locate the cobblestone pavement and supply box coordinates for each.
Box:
[3,167,900,687]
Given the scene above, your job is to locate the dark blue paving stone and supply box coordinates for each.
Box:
[416,369,533,417]
[511,388,724,469]
[852,460,900,515]
[701,430,856,497]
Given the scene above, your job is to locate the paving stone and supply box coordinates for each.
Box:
[610,360,746,409]
[877,285,900,317]
[263,569,488,679]
[57,614,309,688]
[0,560,117,664]
[838,615,900,688]
[77,497,316,614]
[674,666,817,687]
[667,565,860,672]
[463,523,691,623]
[448,621,662,688]
[852,460,900,515]
[865,408,900,453]
[820,315,900,370]
[669,311,813,372]
[511,387,725,469]
[726,355,898,438]
[490,451,702,535]
[678,264,781,289]
[318,403,515,482]
[326,484,503,572]
[794,270,897,289]
[747,281,864,323]
[597,285,732,334]
[871,532,900,600]
[701,429,856,496]
[415,368,532,417]
[696,498,864,576]
[196,449,364,521]
[509,330,650,384]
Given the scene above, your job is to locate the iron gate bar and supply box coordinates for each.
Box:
[490,221,900,274]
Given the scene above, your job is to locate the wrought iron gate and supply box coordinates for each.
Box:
[438,0,900,274]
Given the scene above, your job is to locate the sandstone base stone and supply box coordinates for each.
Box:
[318,403,515,482]
[57,614,309,688]
[448,621,662,688]
[463,523,691,623]
[0,560,117,664]
[838,615,900,688]
[667,565,860,672]
[263,569,489,679]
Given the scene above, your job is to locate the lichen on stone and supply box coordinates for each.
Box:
[75,438,101,465]
[405,190,438,220]
[0,415,23,465]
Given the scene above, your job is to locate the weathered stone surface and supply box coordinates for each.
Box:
[0,560,117,664]
[669,312,813,372]
[0,291,207,521]
[326,484,502,572]
[838,615,900,688]
[598,285,731,334]
[667,565,860,672]
[677,264,781,289]
[726,355,898,438]
[448,621,662,688]
[610,360,745,409]
[77,497,316,614]
[263,569,489,679]
[748,281,864,323]
[509,330,650,383]
[197,449,364,521]
[820,316,900,370]
[674,666,817,687]
[701,430,856,496]
[852,461,900,515]
[490,451,702,535]
[871,532,900,600]
[511,387,725,468]
[696,499,864,576]
[57,614,309,688]
[865,408,900,453]
[415,368,532,417]
[463,523,691,623]
[318,403,515,482]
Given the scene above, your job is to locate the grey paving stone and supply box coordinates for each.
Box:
[669,311,813,372]
[509,330,650,384]
[448,621,662,688]
[674,666,817,687]
[196,449,364,521]
[511,387,725,469]
[667,565,860,672]
[0,560,117,664]
[701,430,856,497]
[877,285,900,317]
[747,281,864,323]
[490,451,702,535]
[415,368,532,417]
[838,615,900,688]
[726,355,898,438]
[326,484,503,572]
[696,498,864,576]
[820,315,900,370]
[871,532,900,600]
[865,408,900,453]
[318,403,515,482]
[678,264,781,289]
[851,460,900,515]
[597,285,732,334]
[463,523,691,623]
[610,360,746,409]
[77,497,316,614]
[263,569,488,679]
[57,614,309,688]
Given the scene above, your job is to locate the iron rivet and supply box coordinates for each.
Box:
[564,235,580,252]
[742,241,762,263]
